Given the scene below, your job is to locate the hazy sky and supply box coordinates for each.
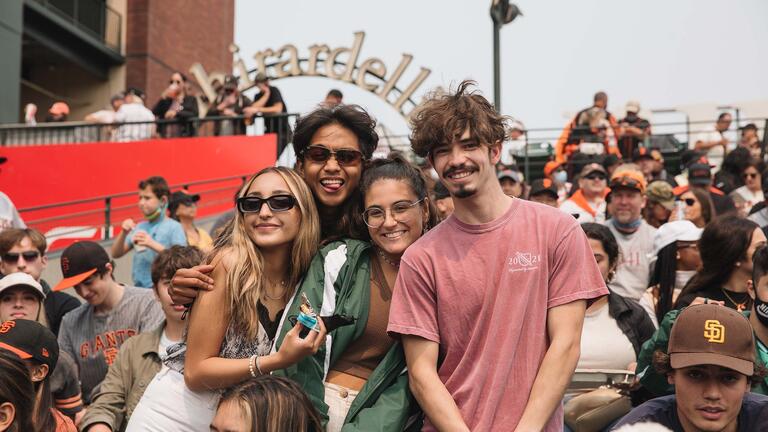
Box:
[234,0,767,135]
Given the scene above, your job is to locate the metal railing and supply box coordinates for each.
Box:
[30,0,123,53]
[19,175,248,250]
[0,113,298,155]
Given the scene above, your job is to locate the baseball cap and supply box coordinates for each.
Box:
[49,102,70,116]
[169,191,201,216]
[529,179,559,199]
[509,119,525,132]
[688,163,712,186]
[0,272,45,300]
[543,161,564,178]
[53,241,110,292]
[632,147,654,162]
[579,163,606,178]
[652,220,703,256]
[0,319,59,374]
[625,100,640,114]
[609,169,647,194]
[646,181,675,211]
[668,304,755,376]
[433,182,451,201]
[497,169,523,183]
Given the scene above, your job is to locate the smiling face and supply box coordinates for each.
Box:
[0,286,42,321]
[579,172,607,198]
[297,123,363,210]
[240,172,301,250]
[364,179,428,258]
[669,365,749,432]
[430,129,500,200]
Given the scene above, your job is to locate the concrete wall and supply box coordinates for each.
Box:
[0,1,23,123]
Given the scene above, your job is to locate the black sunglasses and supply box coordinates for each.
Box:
[169,79,182,85]
[2,251,40,263]
[584,173,606,181]
[302,146,364,166]
[743,172,759,179]
[237,194,296,213]
[678,198,696,206]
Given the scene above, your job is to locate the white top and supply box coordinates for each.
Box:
[114,102,156,142]
[0,192,25,232]
[606,220,657,300]
[500,138,528,166]
[158,330,175,361]
[577,302,636,371]
[690,125,730,171]
[733,185,764,214]
[559,198,606,223]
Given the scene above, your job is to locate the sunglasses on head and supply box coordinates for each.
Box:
[302,145,364,166]
[237,194,296,213]
[1,251,40,263]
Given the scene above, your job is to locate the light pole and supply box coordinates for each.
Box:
[490,0,522,113]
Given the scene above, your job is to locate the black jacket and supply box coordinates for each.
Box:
[608,292,656,356]
[152,95,199,137]
[41,279,81,336]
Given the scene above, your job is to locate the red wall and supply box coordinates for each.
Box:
[0,135,276,250]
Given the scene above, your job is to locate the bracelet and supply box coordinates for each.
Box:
[248,354,258,378]
[256,355,264,375]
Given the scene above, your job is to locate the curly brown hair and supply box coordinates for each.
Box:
[653,350,767,387]
[409,80,509,158]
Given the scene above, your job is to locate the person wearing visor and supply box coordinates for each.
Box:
[613,304,768,431]
[169,191,213,252]
[560,163,609,223]
[606,167,657,300]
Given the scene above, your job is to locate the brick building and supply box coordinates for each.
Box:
[0,0,234,123]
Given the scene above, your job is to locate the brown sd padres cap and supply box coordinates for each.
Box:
[668,304,755,376]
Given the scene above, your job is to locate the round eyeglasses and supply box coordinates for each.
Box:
[362,198,425,228]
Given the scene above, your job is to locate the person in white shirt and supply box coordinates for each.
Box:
[114,88,156,142]
[500,119,527,166]
[560,163,608,223]
[732,159,765,214]
[690,113,732,171]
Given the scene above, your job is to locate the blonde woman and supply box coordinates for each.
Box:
[126,167,325,431]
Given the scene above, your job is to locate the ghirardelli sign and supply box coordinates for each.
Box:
[190,31,431,118]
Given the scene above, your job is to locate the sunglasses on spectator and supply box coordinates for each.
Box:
[584,173,606,181]
[743,172,759,179]
[1,251,41,263]
[677,198,696,206]
[302,145,364,166]
[169,80,182,85]
[237,195,296,213]
[363,199,425,228]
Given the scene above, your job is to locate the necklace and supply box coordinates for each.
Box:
[263,280,287,301]
[377,248,400,268]
[720,287,750,312]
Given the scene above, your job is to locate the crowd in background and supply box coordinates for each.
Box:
[2,83,768,432]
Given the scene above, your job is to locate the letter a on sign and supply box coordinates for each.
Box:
[704,320,725,344]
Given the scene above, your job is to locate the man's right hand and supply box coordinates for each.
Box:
[121,218,136,232]
[169,265,215,305]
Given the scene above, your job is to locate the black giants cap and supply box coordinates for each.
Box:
[0,319,59,373]
[53,241,110,292]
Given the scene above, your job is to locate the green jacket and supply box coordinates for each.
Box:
[272,239,416,431]
[637,309,768,396]
[80,324,164,431]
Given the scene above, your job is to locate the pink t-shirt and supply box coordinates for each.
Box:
[387,199,608,431]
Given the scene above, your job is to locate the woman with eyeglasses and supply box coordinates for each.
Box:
[272,154,437,431]
[639,221,703,328]
[672,188,714,228]
[732,159,765,214]
[152,71,199,137]
[126,167,325,431]
[675,215,767,312]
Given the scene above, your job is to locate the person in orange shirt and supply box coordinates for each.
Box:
[554,92,622,163]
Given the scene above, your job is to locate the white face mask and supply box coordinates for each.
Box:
[553,171,568,184]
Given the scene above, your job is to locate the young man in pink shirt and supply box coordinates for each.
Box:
[386,81,609,432]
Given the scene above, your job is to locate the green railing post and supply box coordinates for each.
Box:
[104,197,112,240]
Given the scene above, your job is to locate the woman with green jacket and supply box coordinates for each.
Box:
[272,155,437,431]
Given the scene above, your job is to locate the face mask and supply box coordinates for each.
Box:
[611,217,642,233]
[754,293,768,328]
[146,201,167,222]
[553,171,568,184]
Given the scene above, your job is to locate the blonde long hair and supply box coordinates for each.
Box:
[211,167,320,340]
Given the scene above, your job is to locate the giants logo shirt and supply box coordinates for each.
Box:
[58,285,163,403]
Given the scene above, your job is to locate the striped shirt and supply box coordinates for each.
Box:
[57,285,163,403]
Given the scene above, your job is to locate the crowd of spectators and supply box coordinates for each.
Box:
[2,81,768,432]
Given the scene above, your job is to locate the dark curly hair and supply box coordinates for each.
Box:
[653,350,767,387]
[409,80,509,158]
[292,104,378,160]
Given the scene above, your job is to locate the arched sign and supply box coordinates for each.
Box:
[190,32,431,119]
